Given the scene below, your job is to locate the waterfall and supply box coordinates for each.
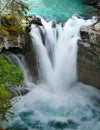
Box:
[2,16,100,130]
[30,15,97,93]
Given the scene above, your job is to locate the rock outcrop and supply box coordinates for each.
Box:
[0,16,42,52]
[78,0,100,89]
[78,23,100,89]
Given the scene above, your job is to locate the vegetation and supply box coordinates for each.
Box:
[0,0,28,127]
[0,0,29,43]
[0,55,24,124]
[0,55,24,87]
[0,84,11,122]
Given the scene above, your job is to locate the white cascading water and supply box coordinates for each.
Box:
[30,15,97,93]
[3,16,100,130]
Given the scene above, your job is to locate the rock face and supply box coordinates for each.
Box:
[78,0,100,89]
[0,16,42,52]
[78,23,100,89]
[23,15,42,31]
[0,36,25,52]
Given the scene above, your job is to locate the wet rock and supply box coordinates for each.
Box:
[25,15,42,26]
[9,87,30,97]
[22,15,42,28]
[30,17,42,26]
[22,16,42,32]
[78,24,100,89]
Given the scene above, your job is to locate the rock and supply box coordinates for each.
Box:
[22,16,43,32]
[78,40,91,48]
[0,15,42,52]
[80,26,100,44]
[30,17,42,26]
[0,36,24,52]
[9,87,30,97]
[94,22,100,32]
[78,24,100,89]
[25,15,42,26]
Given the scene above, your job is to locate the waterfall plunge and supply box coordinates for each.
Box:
[30,15,97,93]
[3,16,100,130]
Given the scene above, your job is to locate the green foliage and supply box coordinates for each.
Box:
[0,55,24,87]
[0,84,11,122]
[0,55,24,123]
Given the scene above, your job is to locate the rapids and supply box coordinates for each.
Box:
[2,16,100,130]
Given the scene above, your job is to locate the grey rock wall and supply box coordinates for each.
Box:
[78,23,100,89]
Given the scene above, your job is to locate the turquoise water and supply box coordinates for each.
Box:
[27,0,91,21]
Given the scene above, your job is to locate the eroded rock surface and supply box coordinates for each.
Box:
[78,23,100,89]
